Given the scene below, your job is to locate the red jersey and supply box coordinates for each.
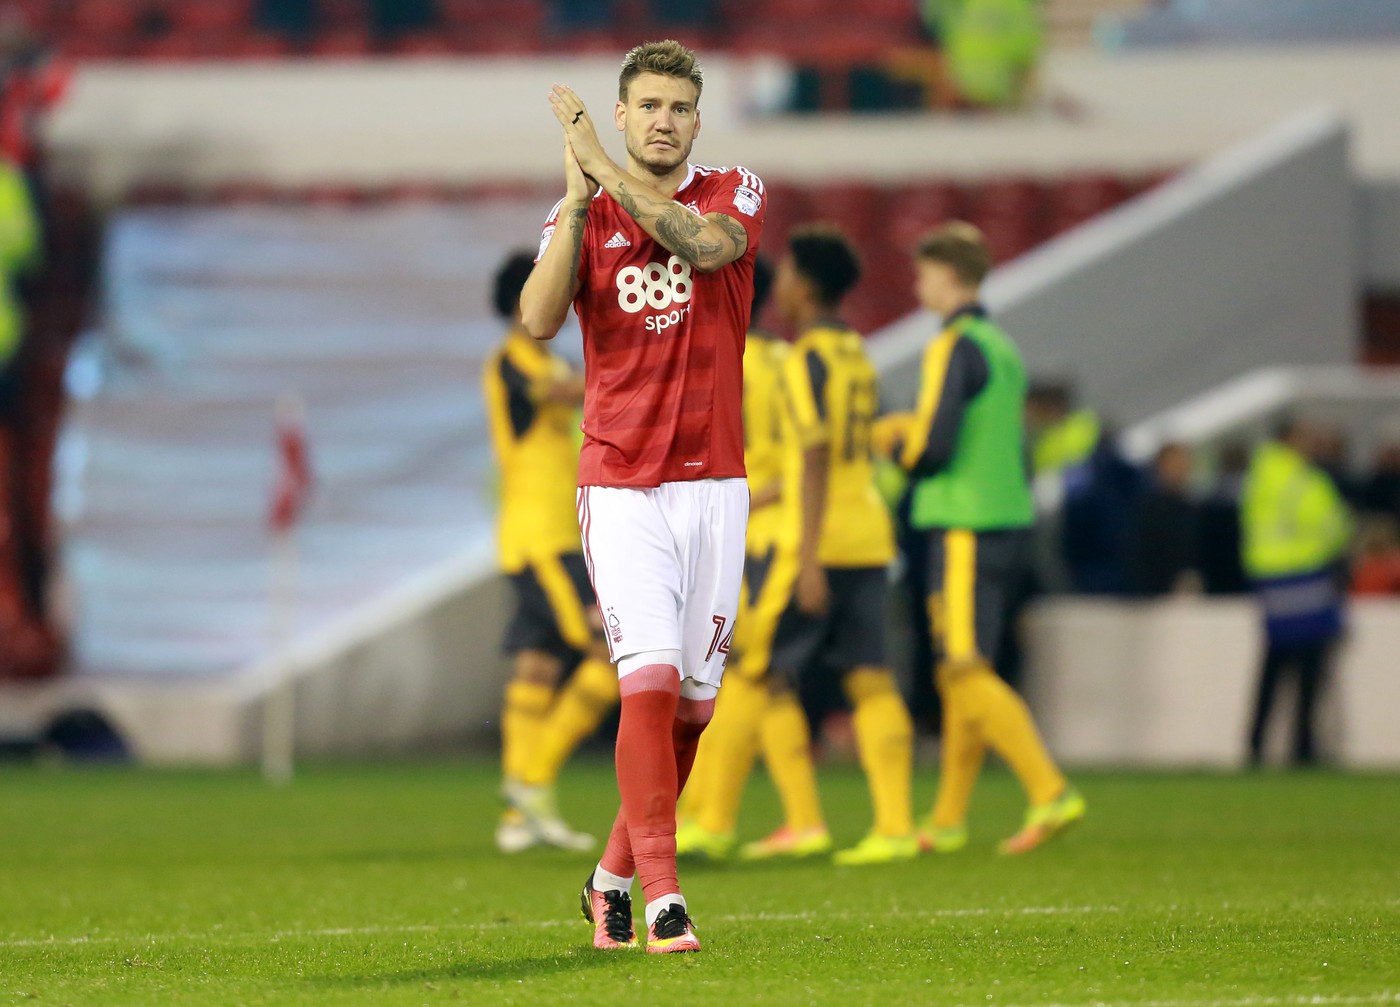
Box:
[537,164,766,488]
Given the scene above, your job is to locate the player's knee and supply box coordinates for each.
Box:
[617,649,683,695]
[513,650,564,687]
[676,685,716,742]
[842,666,899,705]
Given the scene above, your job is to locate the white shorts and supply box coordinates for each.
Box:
[577,478,749,689]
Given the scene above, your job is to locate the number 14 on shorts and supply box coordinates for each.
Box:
[706,615,734,665]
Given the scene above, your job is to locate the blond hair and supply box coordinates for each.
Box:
[618,39,704,102]
[915,221,993,286]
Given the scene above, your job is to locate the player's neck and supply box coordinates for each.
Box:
[627,157,691,198]
[941,294,981,318]
[796,304,844,334]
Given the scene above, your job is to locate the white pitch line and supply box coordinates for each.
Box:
[983,993,1399,1007]
[0,903,1116,951]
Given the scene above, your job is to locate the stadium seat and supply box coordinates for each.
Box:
[169,0,255,33]
[206,181,267,203]
[134,33,224,62]
[317,0,367,30]
[967,177,1049,261]
[803,182,888,244]
[59,33,134,60]
[390,31,459,56]
[310,29,374,57]
[887,181,966,250]
[1047,173,1129,236]
[226,33,293,59]
[7,0,56,31]
[64,0,147,33]
[458,25,543,53]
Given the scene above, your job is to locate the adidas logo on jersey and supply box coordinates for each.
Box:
[604,232,632,248]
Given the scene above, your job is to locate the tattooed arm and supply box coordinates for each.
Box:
[519,143,597,342]
[599,171,748,273]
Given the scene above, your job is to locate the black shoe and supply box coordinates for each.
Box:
[580,872,637,949]
[646,903,700,953]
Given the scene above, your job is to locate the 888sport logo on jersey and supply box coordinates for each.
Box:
[616,255,694,333]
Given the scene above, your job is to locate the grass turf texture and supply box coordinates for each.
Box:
[0,761,1396,1007]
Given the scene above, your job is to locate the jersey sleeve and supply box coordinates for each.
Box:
[785,344,831,449]
[900,334,989,476]
[534,196,592,276]
[697,167,766,252]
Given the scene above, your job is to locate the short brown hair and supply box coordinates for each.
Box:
[915,221,993,286]
[618,39,704,103]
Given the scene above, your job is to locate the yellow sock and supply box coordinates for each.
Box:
[502,679,554,784]
[958,664,1065,807]
[520,658,618,787]
[844,667,914,838]
[693,674,767,836]
[760,690,825,832]
[929,668,988,829]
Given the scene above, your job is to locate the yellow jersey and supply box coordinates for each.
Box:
[784,324,895,568]
[743,335,800,554]
[483,331,583,573]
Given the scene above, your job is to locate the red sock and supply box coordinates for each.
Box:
[612,665,682,904]
[674,695,715,795]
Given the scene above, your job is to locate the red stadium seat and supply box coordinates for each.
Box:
[210,181,287,204]
[965,176,1050,261]
[379,181,458,202]
[317,0,367,30]
[134,33,223,61]
[226,33,292,59]
[860,0,921,23]
[458,25,542,53]
[390,31,459,56]
[1047,173,1129,236]
[886,181,967,251]
[59,33,134,60]
[803,182,888,245]
[759,0,845,18]
[301,183,368,205]
[65,0,145,33]
[311,29,374,57]
[168,0,254,32]
[7,0,57,31]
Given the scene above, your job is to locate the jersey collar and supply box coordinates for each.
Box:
[672,163,698,198]
[943,302,987,327]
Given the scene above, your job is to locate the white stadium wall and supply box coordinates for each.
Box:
[1024,598,1400,769]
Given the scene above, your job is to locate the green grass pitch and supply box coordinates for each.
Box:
[0,758,1396,1006]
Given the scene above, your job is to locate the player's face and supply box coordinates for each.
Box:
[615,72,701,176]
[914,259,961,316]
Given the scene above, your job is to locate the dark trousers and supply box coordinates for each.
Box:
[1247,639,1334,766]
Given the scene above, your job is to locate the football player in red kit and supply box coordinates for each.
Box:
[518,39,765,954]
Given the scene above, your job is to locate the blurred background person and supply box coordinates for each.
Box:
[1241,416,1353,768]
[1198,441,1249,596]
[921,0,1043,109]
[887,221,1083,856]
[1359,425,1400,521]
[483,252,618,853]
[677,255,811,862]
[1128,441,1201,597]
